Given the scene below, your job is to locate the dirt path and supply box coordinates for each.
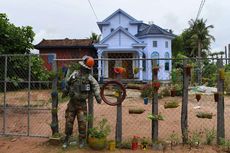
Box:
[0,136,219,153]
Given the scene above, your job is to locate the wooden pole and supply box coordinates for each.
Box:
[217,59,225,144]
[115,74,122,147]
[88,70,94,131]
[51,54,59,135]
[152,60,158,142]
[181,59,189,144]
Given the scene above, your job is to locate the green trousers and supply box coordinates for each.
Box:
[65,97,87,141]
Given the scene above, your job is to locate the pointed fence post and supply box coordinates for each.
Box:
[51,54,59,135]
[181,59,189,144]
[217,59,225,144]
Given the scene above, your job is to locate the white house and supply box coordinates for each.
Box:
[94,9,175,81]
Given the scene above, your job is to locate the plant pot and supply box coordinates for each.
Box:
[196,112,213,119]
[219,68,225,80]
[164,101,179,109]
[108,140,116,151]
[171,90,176,97]
[195,94,201,102]
[141,144,148,150]
[129,108,145,114]
[144,97,148,105]
[88,136,107,150]
[214,92,219,102]
[185,65,192,76]
[153,67,159,75]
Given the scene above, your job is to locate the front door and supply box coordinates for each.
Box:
[108,53,133,79]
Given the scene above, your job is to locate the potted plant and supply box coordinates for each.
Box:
[152,81,161,93]
[114,67,125,74]
[214,92,219,102]
[140,83,154,104]
[153,66,159,75]
[219,68,225,80]
[185,64,192,76]
[140,137,148,150]
[133,67,139,77]
[164,101,179,109]
[195,93,201,102]
[88,118,111,150]
[147,113,164,121]
[129,108,145,114]
[196,112,213,119]
[170,85,176,97]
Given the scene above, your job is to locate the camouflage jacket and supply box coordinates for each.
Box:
[66,70,101,102]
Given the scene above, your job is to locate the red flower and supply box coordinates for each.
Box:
[114,67,125,74]
[152,81,160,88]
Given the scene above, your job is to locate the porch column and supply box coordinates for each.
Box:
[139,52,143,81]
[97,52,102,81]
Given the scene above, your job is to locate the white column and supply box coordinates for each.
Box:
[139,52,143,81]
[97,52,102,81]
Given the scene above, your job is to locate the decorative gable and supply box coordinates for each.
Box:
[95,27,146,49]
[97,9,142,38]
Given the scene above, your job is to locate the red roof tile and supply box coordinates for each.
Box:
[35,38,94,49]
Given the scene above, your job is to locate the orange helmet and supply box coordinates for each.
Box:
[79,55,95,69]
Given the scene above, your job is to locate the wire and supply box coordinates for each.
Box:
[87,0,98,21]
[196,0,205,21]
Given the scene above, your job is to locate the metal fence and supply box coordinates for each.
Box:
[1,54,230,145]
[0,54,53,137]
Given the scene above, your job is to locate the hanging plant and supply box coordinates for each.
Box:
[153,81,161,93]
[196,112,213,119]
[164,101,179,109]
[147,113,164,121]
[133,67,139,75]
[153,66,159,75]
[214,92,219,102]
[185,64,192,76]
[195,93,201,102]
[114,67,125,74]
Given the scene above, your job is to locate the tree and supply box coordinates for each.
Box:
[189,19,215,58]
[172,35,184,57]
[189,19,215,84]
[0,13,35,54]
[88,32,101,43]
[0,13,52,91]
[172,19,214,59]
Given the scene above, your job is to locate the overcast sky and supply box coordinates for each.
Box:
[1,0,230,53]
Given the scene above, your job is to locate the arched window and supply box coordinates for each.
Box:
[151,52,159,66]
[165,52,170,71]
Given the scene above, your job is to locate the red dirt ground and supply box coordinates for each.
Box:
[0,89,230,153]
[0,136,220,153]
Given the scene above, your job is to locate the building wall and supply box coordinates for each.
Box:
[105,31,138,48]
[141,37,172,80]
[102,13,138,39]
[39,48,97,70]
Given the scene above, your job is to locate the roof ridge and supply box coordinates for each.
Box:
[152,24,171,35]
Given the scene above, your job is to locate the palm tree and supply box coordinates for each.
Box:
[189,19,215,84]
[88,32,101,43]
[189,19,215,57]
